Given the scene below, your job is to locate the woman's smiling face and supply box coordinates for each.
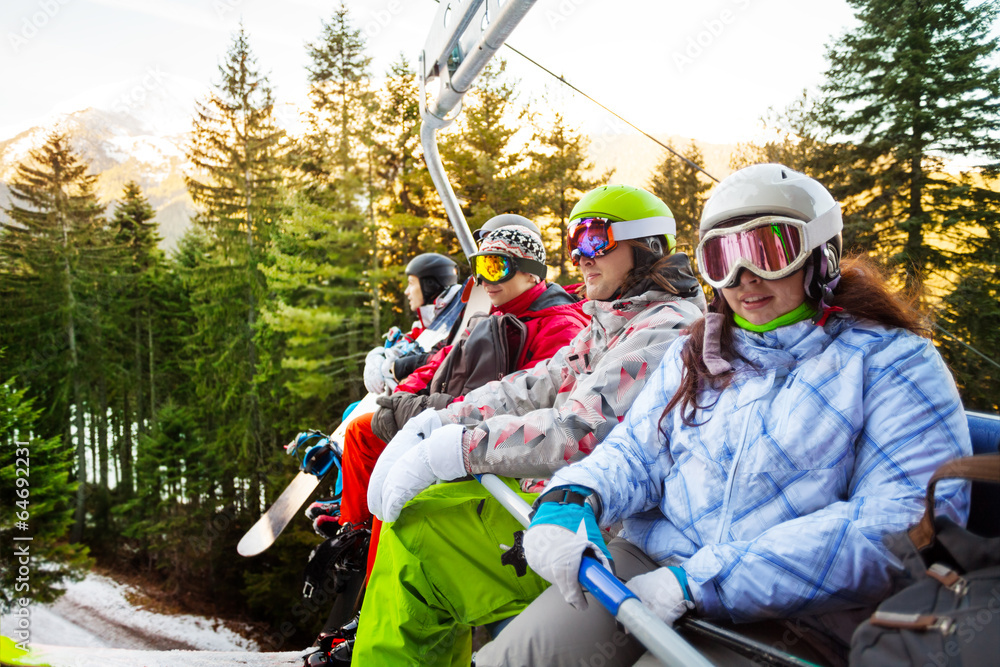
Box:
[721,268,807,325]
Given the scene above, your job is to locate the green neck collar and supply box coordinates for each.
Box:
[734,302,817,333]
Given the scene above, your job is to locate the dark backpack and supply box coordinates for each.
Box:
[428,312,527,397]
[426,282,578,396]
[850,454,1000,666]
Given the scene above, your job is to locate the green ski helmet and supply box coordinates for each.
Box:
[568,185,677,262]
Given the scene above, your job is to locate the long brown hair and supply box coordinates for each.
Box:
[617,239,700,298]
[661,253,928,427]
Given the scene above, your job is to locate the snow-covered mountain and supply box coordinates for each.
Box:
[0,67,735,253]
[0,69,316,252]
[0,73,213,251]
[0,120,193,252]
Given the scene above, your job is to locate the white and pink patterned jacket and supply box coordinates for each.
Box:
[438,284,706,485]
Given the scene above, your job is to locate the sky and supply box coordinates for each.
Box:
[0,0,858,143]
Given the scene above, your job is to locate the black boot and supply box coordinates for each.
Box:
[304,639,352,666]
[315,612,359,648]
[304,613,359,666]
[326,637,354,665]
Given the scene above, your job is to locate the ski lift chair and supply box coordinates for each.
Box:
[965,410,1000,537]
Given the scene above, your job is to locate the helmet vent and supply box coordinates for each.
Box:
[780,170,789,179]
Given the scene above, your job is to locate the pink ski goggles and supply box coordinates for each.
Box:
[696,206,841,288]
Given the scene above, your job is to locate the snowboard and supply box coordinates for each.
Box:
[237,284,488,557]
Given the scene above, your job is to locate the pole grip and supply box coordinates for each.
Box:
[579,555,635,615]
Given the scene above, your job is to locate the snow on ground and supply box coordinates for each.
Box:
[19,645,307,667]
[0,571,310,666]
[3,604,109,649]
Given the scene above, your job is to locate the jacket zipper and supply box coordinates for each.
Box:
[715,399,757,543]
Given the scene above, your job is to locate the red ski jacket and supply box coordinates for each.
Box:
[395,281,588,395]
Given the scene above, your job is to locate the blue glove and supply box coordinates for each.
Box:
[301,439,340,478]
[285,431,339,478]
[522,485,611,610]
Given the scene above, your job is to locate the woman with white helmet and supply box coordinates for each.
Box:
[478,164,972,666]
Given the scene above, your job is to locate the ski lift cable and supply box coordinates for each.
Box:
[500,42,999,371]
[500,43,720,184]
[932,322,1000,372]
[426,0,718,183]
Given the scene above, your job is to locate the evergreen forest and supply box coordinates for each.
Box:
[1,0,997,646]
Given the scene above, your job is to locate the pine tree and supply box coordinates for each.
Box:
[808,0,1000,408]
[0,133,107,542]
[813,0,1000,297]
[293,1,374,208]
[112,182,160,266]
[295,3,385,348]
[648,141,711,257]
[370,55,456,328]
[0,367,91,607]
[105,182,163,499]
[373,56,440,223]
[527,111,607,281]
[264,198,372,425]
[935,264,1000,412]
[184,26,286,511]
[440,60,534,231]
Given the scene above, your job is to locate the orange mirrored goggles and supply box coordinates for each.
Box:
[567,217,617,265]
[470,254,547,284]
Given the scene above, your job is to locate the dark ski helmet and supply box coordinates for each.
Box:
[697,163,843,308]
[405,253,459,306]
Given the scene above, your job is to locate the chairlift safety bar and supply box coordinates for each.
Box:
[419,0,539,258]
[477,474,715,667]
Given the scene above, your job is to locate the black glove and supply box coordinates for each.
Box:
[371,400,406,443]
[391,353,430,384]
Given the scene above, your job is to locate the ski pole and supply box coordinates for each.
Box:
[477,473,715,667]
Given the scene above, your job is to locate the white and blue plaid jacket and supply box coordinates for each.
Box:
[549,316,971,648]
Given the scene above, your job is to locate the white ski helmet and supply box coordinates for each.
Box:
[473,213,541,241]
[698,164,843,305]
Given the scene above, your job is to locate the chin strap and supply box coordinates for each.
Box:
[805,246,842,321]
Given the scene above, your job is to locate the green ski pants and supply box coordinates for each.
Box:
[351,479,549,666]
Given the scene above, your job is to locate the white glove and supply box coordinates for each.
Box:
[363,347,388,394]
[523,523,611,611]
[380,346,402,392]
[625,567,694,626]
[367,409,442,519]
[376,423,467,522]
